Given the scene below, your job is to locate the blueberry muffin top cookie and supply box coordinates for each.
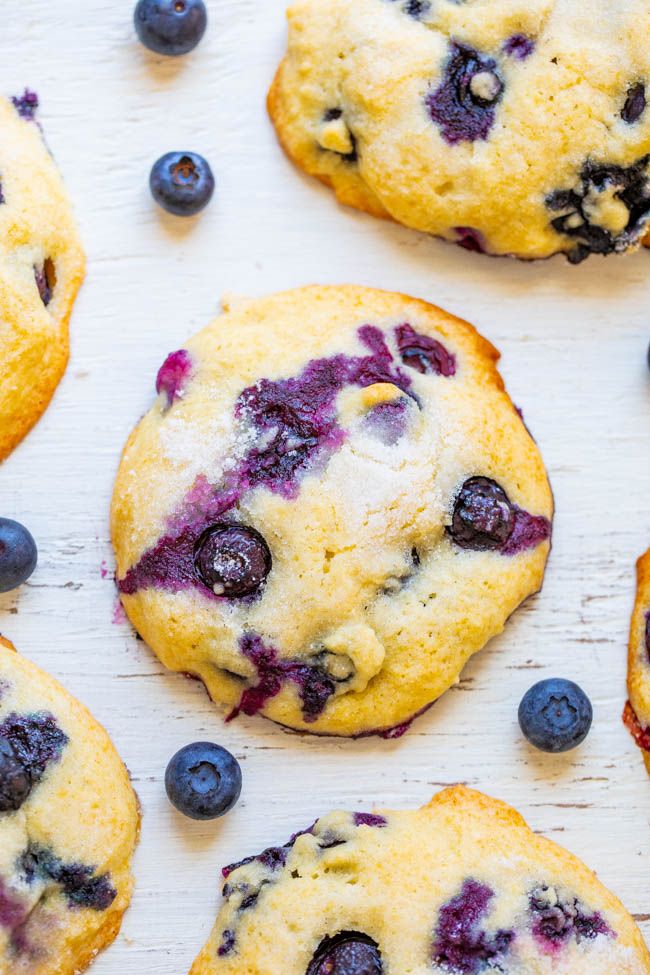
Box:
[0,91,85,462]
[269,0,650,262]
[111,285,552,738]
[189,785,650,975]
[0,637,139,975]
[623,548,650,774]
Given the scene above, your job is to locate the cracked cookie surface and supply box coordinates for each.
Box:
[269,0,650,262]
[0,637,138,975]
[111,285,552,737]
[623,547,650,774]
[0,92,85,462]
[189,786,650,975]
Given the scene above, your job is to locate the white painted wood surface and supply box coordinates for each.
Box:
[1,2,650,971]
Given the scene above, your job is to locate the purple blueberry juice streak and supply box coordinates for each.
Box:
[353,812,387,827]
[503,34,535,60]
[226,634,335,724]
[156,348,194,406]
[454,227,486,254]
[645,611,650,663]
[434,879,514,973]
[426,44,503,145]
[0,879,27,930]
[21,846,116,911]
[119,326,413,598]
[501,507,551,555]
[12,89,38,120]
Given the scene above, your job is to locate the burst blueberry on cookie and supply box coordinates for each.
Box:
[269,0,650,261]
[0,92,85,461]
[188,786,650,974]
[623,548,650,774]
[0,637,139,975]
[111,285,552,738]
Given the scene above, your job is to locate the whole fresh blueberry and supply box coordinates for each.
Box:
[518,679,593,753]
[150,152,215,216]
[0,518,37,593]
[165,742,242,820]
[0,735,32,812]
[194,524,272,597]
[134,0,207,56]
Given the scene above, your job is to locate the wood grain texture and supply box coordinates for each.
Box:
[1,1,649,972]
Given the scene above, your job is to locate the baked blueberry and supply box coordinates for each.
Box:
[0,735,32,811]
[11,89,38,120]
[134,0,207,56]
[426,44,503,145]
[0,518,37,593]
[434,879,513,973]
[307,932,383,975]
[519,678,593,753]
[622,83,646,124]
[34,258,56,307]
[165,742,242,820]
[194,524,272,597]
[448,477,514,551]
[150,151,215,216]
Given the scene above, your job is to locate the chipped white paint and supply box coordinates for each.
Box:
[0,1,649,972]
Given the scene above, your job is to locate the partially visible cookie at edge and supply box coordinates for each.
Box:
[623,548,650,774]
[0,91,85,462]
[269,0,650,263]
[189,785,650,975]
[0,636,139,975]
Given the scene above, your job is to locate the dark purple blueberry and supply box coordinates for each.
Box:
[622,83,646,124]
[165,741,242,820]
[433,879,514,974]
[306,932,382,975]
[194,524,272,597]
[20,845,116,910]
[0,736,32,812]
[389,0,431,19]
[156,348,193,406]
[0,713,68,789]
[503,34,535,60]
[134,0,207,55]
[34,259,56,307]
[448,477,514,551]
[0,518,37,593]
[150,151,214,216]
[518,679,593,753]
[530,887,611,950]
[12,89,38,120]
[547,156,650,262]
[426,44,503,145]
[217,929,236,957]
[395,323,456,376]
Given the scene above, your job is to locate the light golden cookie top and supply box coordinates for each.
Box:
[624,548,650,774]
[269,0,650,261]
[112,285,552,738]
[0,92,85,462]
[189,786,650,975]
[0,638,138,975]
